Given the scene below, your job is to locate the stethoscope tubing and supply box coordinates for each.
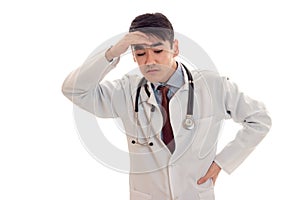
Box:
[132,63,195,145]
[135,63,194,116]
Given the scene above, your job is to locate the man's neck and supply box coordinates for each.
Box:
[161,61,178,84]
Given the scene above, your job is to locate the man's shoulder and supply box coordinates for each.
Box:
[191,69,224,81]
[122,73,144,87]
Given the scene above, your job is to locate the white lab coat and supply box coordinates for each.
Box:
[62,49,272,200]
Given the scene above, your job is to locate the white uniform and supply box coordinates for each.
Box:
[62,49,272,200]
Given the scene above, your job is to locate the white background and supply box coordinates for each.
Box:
[1,0,299,199]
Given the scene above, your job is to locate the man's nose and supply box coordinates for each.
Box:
[145,50,156,65]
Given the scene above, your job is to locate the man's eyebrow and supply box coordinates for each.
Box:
[150,42,163,47]
[132,44,145,50]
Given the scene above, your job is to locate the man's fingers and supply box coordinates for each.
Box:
[126,32,151,45]
[211,173,219,185]
[197,176,209,185]
[128,31,148,38]
[197,162,221,185]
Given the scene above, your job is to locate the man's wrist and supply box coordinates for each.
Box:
[213,160,223,170]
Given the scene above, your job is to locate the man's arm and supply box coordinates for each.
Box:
[61,48,123,117]
[214,77,272,174]
[62,31,152,118]
[198,77,272,185]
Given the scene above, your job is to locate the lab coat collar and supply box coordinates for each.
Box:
[137,82,158,106]
[181,62,190,91]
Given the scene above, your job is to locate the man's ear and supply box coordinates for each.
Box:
[172,39,179,57]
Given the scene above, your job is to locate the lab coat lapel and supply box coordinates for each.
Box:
[138,82,163,137]
[170,65,190,135]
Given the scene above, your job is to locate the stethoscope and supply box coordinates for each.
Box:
[131,63,195,146]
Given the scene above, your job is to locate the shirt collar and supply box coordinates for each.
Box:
[153,62,184,90]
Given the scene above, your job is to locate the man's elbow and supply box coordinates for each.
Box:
[247,110,272,136]
[61,79,74,102]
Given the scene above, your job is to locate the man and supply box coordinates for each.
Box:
[62,13,271,200]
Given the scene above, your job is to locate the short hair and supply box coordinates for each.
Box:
[129,13,174,46]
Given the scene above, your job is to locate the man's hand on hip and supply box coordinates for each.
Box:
[197,161,221,185]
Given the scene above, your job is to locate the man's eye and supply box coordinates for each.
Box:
[136,52,146,57]
[154,49,163,54]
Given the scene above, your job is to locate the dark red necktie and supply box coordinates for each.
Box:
[158,86,175,154]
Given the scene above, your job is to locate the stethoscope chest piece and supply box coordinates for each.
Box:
[183,115,195,130]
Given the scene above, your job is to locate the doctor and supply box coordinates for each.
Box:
[62,13,272,200]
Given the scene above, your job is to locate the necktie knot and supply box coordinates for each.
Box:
[158,85,169,92]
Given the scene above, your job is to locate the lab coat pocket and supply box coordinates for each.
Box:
[197,116,224,159]
[198,189,215,200]
[130,189,152,200]
[197,179,215,200]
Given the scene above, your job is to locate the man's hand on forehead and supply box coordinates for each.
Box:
[105,31,151,60]
[131,42,164,51]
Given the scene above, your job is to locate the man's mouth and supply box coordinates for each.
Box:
[146,69,159,73]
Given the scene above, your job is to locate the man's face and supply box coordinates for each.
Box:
[132,36,179,83]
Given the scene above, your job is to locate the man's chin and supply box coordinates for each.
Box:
[144,76,168,83]
[144,78,159,83]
